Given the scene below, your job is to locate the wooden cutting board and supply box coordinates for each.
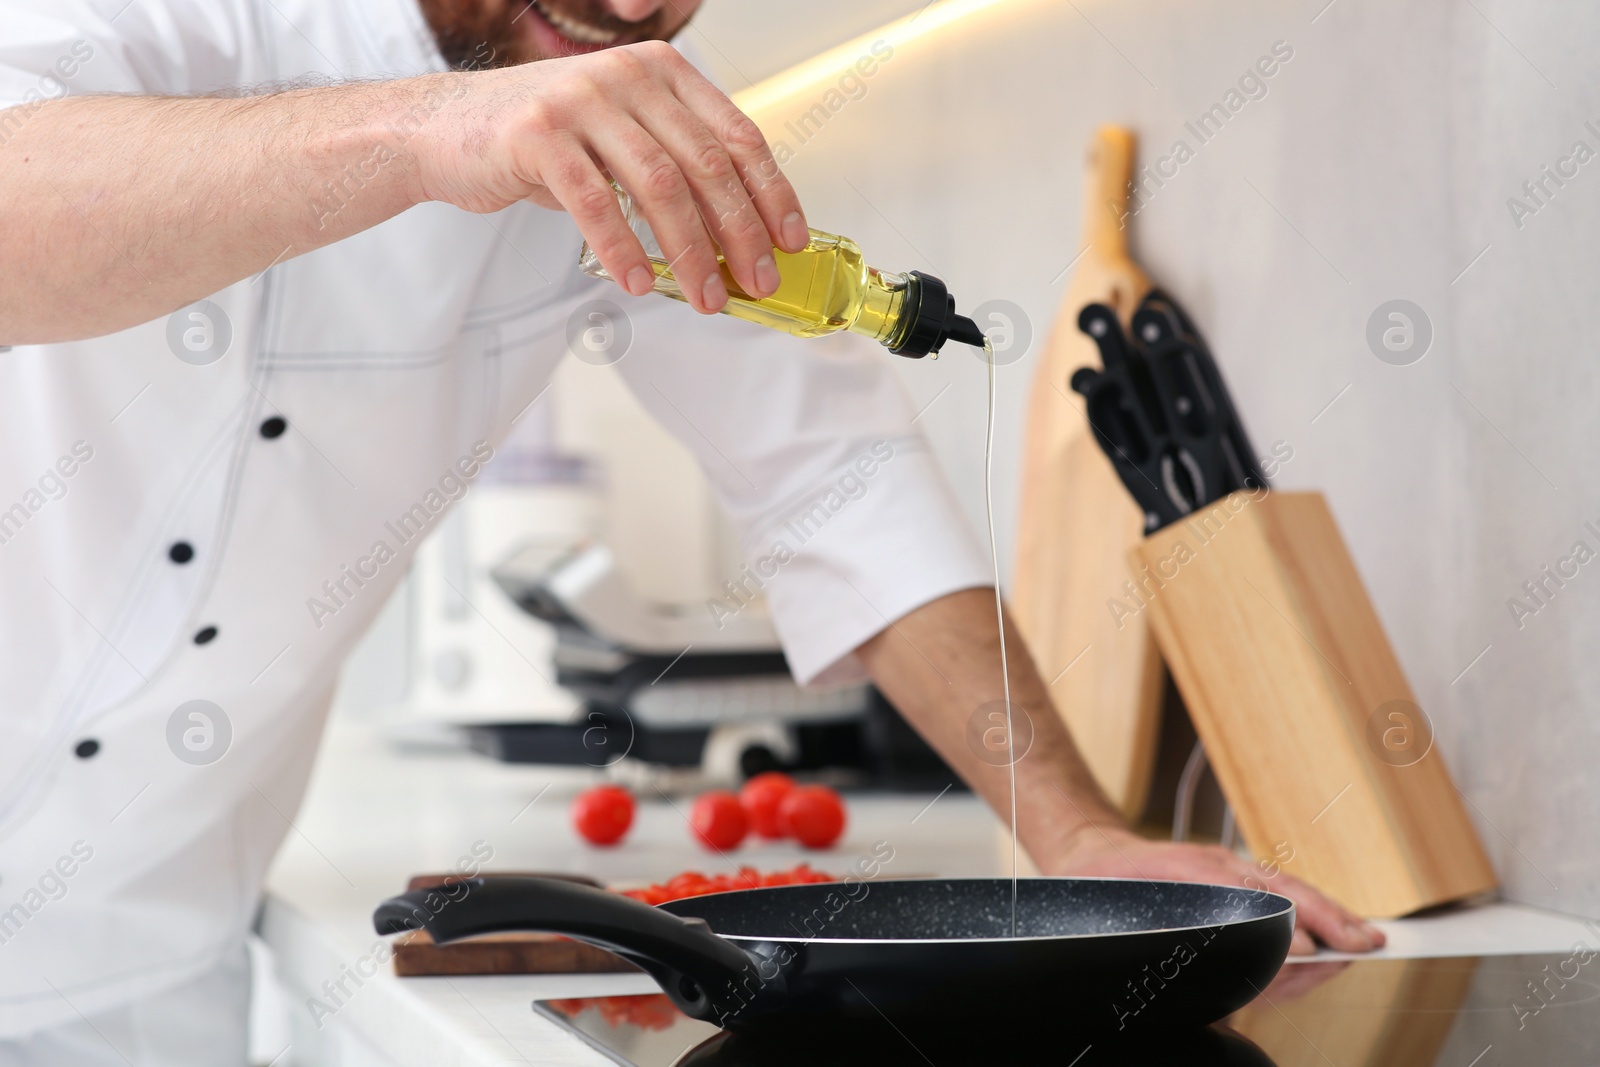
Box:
[391,873,638,977]
[1013,126,1165,819]
[392,929,640,977]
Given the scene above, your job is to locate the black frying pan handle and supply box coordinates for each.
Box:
[372,877,779,1023]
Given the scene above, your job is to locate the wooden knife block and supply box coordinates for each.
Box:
[1129,491,1496,918]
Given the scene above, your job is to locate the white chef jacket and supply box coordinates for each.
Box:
[0,0,989,1038]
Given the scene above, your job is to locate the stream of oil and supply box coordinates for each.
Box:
[980,337,1019,937]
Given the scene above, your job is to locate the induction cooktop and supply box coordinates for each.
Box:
[535,952,1600,1066]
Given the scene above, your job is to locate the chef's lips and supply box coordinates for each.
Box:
[421,0,685,69]
[527,0,677,46]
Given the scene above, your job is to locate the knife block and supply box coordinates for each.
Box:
[1129,490,1496,918]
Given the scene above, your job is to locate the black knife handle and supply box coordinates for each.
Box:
[1134,292,1268,493]
[1071,370,1183,531]
[1079,304,1169,436]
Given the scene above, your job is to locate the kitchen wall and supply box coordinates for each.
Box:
[728,0,1598,917]
[688,0,930,91]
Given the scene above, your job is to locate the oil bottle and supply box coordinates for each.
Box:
[578,186,987,358]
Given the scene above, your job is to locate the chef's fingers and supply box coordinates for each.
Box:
[584,113,727,312]
[663,55,808,253]
[1288,927,1316,957]
[633,94,780,300]
[538,133,657,298]
[1277,871,1386,953]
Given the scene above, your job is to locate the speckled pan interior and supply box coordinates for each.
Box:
[660,878,1291,942]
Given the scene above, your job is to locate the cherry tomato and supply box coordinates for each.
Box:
[690,790,749,851]
[778,785,846,849]
[571,784,634,846]
[790,862,832,884]
[665,871,711,895]
[738,772,796,839]
[626,864,839,905]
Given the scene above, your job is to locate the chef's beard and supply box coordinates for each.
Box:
[417,0,685,70]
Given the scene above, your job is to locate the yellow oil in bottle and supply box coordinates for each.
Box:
[641,231,912,347]
[578,185,985,359]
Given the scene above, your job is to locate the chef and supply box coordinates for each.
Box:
[0,0,1382,1060]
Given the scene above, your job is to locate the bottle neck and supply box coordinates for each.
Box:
[847,268,912,348]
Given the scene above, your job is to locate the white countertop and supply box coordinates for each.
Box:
[260,720,1600,1066]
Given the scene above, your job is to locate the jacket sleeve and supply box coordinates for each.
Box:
[610,296,992,687]
[0,0,264,112]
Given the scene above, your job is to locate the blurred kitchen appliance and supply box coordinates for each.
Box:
[404,475,599,726]
[470,540,954,787]
[395,362,950,785]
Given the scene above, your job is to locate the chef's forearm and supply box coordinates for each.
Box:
[0,81,443,344]
[855,587,1127,871]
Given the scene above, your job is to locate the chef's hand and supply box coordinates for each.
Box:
[1056,827,1387,956]
[415,41,807,313]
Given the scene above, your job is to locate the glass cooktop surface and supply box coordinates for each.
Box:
[535,952,1600,1066]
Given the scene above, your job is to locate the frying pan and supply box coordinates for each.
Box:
[374,876,1292,1035]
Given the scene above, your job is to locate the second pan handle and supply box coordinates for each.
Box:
[373,877,784,1024]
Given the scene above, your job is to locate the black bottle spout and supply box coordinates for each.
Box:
[947,313,988,351]
[891,271,990,358]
